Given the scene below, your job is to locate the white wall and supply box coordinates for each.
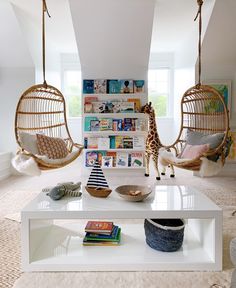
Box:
[0,67,35,152]
[200,0,236,128]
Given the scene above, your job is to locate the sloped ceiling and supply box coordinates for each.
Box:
[69,0,155,79]
[0,1,33,67]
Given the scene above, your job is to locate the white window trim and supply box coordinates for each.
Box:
[148,53,174,119]
[61,54,82,119]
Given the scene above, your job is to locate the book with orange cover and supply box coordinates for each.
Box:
[85,221,114,235]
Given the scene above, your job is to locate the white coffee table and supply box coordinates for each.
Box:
[21,185,222,271]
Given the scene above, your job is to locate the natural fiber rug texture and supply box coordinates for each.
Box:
[0,170,236,288]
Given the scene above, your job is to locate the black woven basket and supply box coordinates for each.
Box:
[144,218,185,252]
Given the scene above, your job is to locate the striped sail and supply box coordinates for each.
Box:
[87,160,109,188]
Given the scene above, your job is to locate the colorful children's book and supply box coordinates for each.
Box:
[101,156,113,168]
[130,152,144,167]
[94,79,107,94]
[135,119,147,131]
[133,80,145,93]
[124,118,133,131]
[92,101,114,113]
[85,221,114,234]
[97,150,106,166]
[90,120,100,131]
[87,138,98,149]
[85,225,119,240]
[115,136,123,149]
[120,80,134,93]
[123,137,133,149]
[84,117,98,131]
[85,151,98,167]
[133,136,145,149]
[98,137,110,149]
[116,152,128,167]
[127,98,141,112]
[120,102,134,113]
[107,80,121,94]
[106,151,117,167]
[109,136,116,149]
[83,80,94,94]
[84,96,98,113]
[112,119,123,131]
[99,118,113,131]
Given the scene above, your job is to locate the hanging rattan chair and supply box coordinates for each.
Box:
[164,84,229,171]
[162,0,230,171]
[14,0,83,170]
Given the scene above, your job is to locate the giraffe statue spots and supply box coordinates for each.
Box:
[141,102,175,180]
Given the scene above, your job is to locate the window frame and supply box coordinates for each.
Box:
[61,54,82,119]
[148,54,174,119]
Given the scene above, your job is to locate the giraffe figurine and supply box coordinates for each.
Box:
[141,102,175,180]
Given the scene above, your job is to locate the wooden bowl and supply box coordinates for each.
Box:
[85,186,112,198]
[115,185,152,202]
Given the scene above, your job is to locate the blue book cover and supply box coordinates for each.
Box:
[84,117,98,131]
[134,80,145,93]
[110,136,116,149]
[83,80,94,94]
[107,79,121,94]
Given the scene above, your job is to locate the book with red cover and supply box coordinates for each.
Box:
[85,221,114,235]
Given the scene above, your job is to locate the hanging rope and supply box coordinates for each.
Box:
[42,0,51,86]
[194,0,203,88]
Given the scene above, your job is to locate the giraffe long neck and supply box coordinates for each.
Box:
[148,111,162,147]
[149,112,157,134]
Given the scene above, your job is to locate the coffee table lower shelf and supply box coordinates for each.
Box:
[24,222,217,271]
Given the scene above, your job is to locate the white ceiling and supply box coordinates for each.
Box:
[3,0,215,68]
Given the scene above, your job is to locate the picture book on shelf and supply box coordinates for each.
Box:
[135,119,147,131]
[133,136,145,149]
[97,150,106,165]
[106,151,117,166]
[90,120,100,131]
[92,101,114,113]
[94,79,107,94]
[124,118,135,131]
[116,152,128,167]
[112,119,123,131]
[120,102,135,113]
[130,152,144,167]
[133,80,145,93]
[99,118,113,131]
[120,80,134,93]
[115,136,123,149]
[84,96,98,113]
[98,137,110,149]
[127,98,141,112]
[83,80,94,94]
[84,117,98,131]
[87,138,98,149]
[101,156,113,168]
[85,221,114,234]
[107,79,121,94]
[123,137,133,149]
[85,151,98,167]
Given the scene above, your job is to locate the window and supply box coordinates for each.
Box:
[63,70,82,117]
[148,69,170,117]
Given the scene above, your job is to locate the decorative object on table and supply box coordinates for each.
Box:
[85,160,112,198]
[42,182,82,200]
[144,218,185,252]
[141,102,175,180]
[158,0,229,174]
[115,185,152,202]
[83,221,121,246]
[13,0,83,172]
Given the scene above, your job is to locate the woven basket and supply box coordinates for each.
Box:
[144,218,185,252]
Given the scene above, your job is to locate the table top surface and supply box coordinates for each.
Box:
[22,185,221,218]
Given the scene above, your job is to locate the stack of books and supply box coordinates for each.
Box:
[83,221,121,246]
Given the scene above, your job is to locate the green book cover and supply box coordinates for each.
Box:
[84,227,121,242]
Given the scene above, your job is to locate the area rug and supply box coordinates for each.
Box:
[1,172,236,288]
